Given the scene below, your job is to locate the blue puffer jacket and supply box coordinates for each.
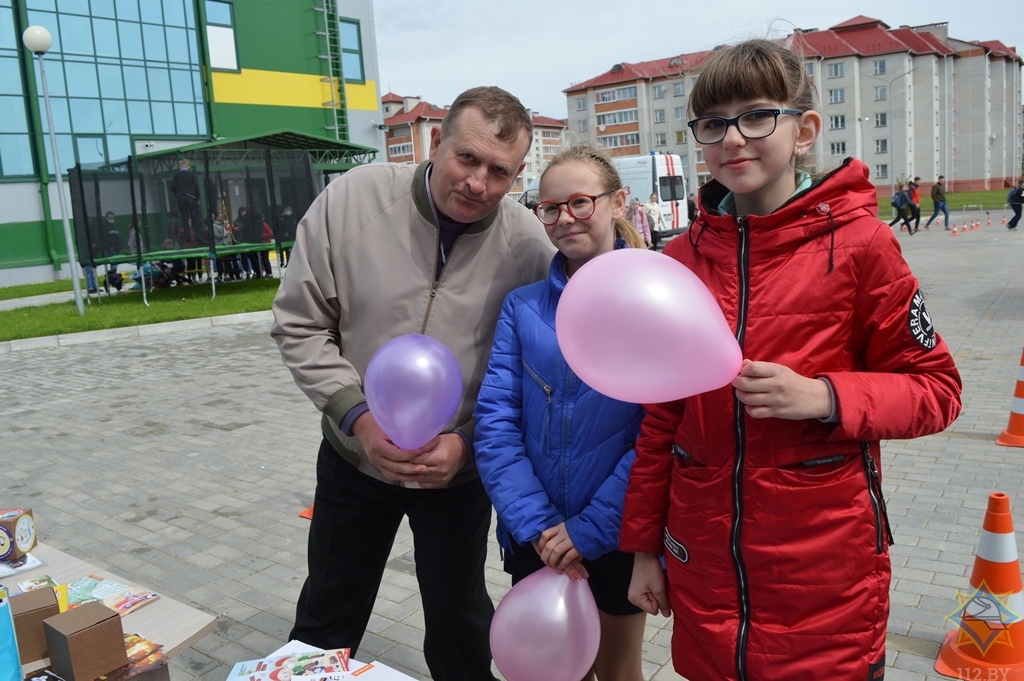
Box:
[475,246,645,560]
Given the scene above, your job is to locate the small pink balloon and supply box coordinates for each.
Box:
[490,567,600,681]
[556,248,742,403]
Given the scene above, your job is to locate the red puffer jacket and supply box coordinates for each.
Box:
[620,158,962,681]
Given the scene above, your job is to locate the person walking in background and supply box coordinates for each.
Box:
[171,159,202,239]
[622,39,962,681]
[475,145,648,681]
[1008,178,1023,231]
[627,197,652,248]
[925,175,950,229]
[644,192,666,246]
[278,206,298,266]
[889,183,914,233]
[270,86,554,680]
[686,192,697,223]
[907,176,922,232]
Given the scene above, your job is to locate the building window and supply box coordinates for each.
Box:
[598,133,640,148]
[673,82,685,97]
[874,86,887,101]
[675,130,686,144]
[205,0,238,71]
[596,109,639,126]
[875,112,887,127]
[674,106,685,120]
[338,18,364,82]
[828,89,845,104]
[576,97,587,111]
[578,120,588,132]
[876,164,888,178]
[652,84,666,99]
[596,85,638,103]
[653,109,665,123]
[827,62,844,78]
[805,61,814,77]
[876,139,887,153]
[695,148,704,164]
[874,59,887,75]
[830,142,846,155]
[388,143,413,157]
[655,132,667,146]
[542,145,559,154]
[829,115,846,130]
[542,130,561,139]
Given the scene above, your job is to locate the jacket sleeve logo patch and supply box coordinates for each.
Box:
[908,290,936,350]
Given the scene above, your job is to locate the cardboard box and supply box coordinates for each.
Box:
[0,508,36,561]
[11,587,60,663]
[42,602,128,681]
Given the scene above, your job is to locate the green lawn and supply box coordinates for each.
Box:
[878,187,1016,212]
[0,279,279,342]
[0,279,91,301]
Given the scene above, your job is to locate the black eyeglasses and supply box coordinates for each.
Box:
[533,189,616,225]
[687,108,804,145]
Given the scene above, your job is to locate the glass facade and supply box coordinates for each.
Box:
[1,0,207,178]
[0,0,35,177]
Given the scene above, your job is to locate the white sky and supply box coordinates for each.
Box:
[372,0,1024,119]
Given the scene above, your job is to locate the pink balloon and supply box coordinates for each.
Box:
[556,248,742,403]
[490,567,600,681]
[364,334,463,450]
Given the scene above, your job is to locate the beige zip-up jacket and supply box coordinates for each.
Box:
[271,161,554,486]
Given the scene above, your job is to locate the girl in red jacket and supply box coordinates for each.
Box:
[621,39,962,681]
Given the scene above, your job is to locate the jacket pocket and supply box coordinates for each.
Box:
[522,359,553,442]
[860,442,894,554]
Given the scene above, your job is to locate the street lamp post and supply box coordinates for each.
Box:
[867,67,917,197]
[22,25,84,316]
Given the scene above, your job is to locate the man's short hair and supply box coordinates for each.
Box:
[178,159,189,168]
[938,175,944,180]
[441,86,532,146]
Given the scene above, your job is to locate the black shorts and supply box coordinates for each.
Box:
[503,539,642,616]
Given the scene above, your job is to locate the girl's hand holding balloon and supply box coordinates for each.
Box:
[533,524,588,579]
[731,359,833,420]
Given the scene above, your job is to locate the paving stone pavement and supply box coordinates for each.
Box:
[1,209,1022,681]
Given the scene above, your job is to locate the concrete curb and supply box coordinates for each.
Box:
[0,310,273,354]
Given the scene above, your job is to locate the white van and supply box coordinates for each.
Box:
[520,152,688,248]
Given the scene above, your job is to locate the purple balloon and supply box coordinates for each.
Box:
[490,567,601,681]
[364,334,463,450]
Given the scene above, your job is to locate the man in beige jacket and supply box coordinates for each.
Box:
[271,86,554,680]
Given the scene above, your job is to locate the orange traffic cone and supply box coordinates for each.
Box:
[974,220,981,230]
[952,224,959,235]
[299,503,314,519]
[997,349,1024,447]
[935,492,1024,679]
[1004,215,1009,225]
[988,215,993,227]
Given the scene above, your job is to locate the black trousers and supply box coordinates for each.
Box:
[290,440,498,681]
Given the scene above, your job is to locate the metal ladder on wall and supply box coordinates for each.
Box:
[313,0,348,141]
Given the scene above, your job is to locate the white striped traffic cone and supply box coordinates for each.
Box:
[997,349,1024,447]
[935,492,1024,679]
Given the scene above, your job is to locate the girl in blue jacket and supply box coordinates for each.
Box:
[475,145,647,681]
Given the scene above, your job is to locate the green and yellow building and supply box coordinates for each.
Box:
[0,0,383,285]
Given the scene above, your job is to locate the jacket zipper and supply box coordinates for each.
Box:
[562,372,574,514]
[419,233,461,334]
[732,216,751,681]
[860,442,894,553]
[522,359,553,442]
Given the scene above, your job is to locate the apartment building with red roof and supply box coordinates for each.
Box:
[565,16,1022,198]
[381,94,566,196]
